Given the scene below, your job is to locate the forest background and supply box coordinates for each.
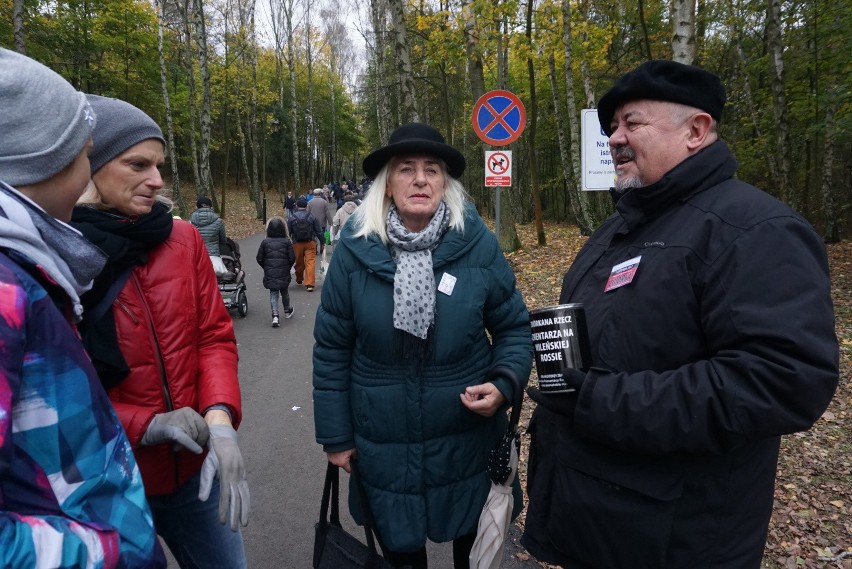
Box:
[2,0,850,565]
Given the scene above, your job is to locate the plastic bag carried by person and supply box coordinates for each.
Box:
[209,255,229,276]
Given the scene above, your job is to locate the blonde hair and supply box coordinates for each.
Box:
[351,158,468,243]
[77,179,174,212]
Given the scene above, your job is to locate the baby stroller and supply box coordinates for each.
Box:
[218,238,248,317]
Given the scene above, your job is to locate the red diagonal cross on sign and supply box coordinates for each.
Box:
[482,101,517,137]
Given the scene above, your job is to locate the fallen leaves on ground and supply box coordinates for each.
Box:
[221,185,851,568]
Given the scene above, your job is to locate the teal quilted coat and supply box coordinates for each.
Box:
[313,204,532,552]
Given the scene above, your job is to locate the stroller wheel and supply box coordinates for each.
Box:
[237,290,248,318]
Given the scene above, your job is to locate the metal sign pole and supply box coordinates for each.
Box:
[495,186,501,244]
[472,90,526,248]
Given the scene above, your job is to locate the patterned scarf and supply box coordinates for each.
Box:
[386,201,450,340]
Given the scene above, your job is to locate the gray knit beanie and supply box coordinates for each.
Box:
[0,48,95,187]
[86,94,165,174]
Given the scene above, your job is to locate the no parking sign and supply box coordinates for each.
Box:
[485,151,512,187]
[472,91,526,146]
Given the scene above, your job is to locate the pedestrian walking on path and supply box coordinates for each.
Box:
[257,216,296,327]
[288,198,324,292]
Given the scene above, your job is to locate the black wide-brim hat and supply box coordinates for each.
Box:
[597,60,726,136]
[362,122,466,179]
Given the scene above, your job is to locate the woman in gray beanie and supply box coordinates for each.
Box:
[0,48,165,568]
[71,95,250,569]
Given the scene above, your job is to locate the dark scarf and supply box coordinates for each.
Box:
[71,202,173,389]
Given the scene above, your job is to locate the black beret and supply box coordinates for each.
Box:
[296,198,308,208]
[363,122,466,179]
[597,60,726,136]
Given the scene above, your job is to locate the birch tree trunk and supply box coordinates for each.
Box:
[387,0,419,122]
[305,0,317,182]
[194,0,216,200]
[561,0,594,234]
[268,0,287,193]
[766,0,793,207]
[672,0,696,63]
[577,0,596,108]
[370,0,391,144]
[549,55,582,224]
[13,0,25,53]
[460,0,485,101]
[460,0,486,206]
[284,0,301,192]
[526,0,545,246]
[155,0,187,214]
[180,0,202,192]
[249,4,261,212]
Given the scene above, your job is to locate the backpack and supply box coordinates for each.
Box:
[290,215,314,242]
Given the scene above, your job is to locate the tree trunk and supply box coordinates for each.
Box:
[180,0,202,193]
[549,55,582,224]
[526,0,545,246]
[155,0,187,215]
[492,0,526,253]
[249,4,261,214]
[13,0,25,53]
[577,0,596,108]
[638,0,654,60]
[766,0,792,208]
[561,0,595,234]
[820,86,839,243]
[305,0,316,182]
[194,0,215,201]
[672,0,696,63]
[460,0,485,101]
[370,0,391,144]
[285,0,301,192]
[387,0,419,122]
[726,0,773,178]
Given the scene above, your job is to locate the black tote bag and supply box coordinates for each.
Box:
[313,462,394,569]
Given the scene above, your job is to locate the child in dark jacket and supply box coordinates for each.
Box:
[256,217,296,327]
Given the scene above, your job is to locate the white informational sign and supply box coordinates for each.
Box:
[484,150,512,187]
[581,109,615,191]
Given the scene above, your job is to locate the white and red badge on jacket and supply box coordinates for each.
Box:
[605,255,641,292]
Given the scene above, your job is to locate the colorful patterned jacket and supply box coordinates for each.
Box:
[0,247,165,568]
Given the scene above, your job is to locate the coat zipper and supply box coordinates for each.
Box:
[129,274,181,488]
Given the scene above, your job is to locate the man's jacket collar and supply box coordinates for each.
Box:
[613,140,739,231]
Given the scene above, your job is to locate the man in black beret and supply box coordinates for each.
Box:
[522,60,839,568]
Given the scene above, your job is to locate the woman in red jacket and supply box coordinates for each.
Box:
[71,95,249,569]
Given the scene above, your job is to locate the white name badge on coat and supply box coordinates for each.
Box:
[605,255,641,292]
[438,272,457,296]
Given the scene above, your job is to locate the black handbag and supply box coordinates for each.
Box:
[313,462,395,569]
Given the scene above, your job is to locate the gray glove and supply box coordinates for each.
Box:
[140,407,209,453]
[198,424,250,530]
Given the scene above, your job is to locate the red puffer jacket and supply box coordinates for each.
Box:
[107,220,241,497]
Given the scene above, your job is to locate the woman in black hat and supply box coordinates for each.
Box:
[312,123,532,568]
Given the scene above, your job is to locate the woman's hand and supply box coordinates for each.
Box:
[460,383,507,417]
[327,449,356,473]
